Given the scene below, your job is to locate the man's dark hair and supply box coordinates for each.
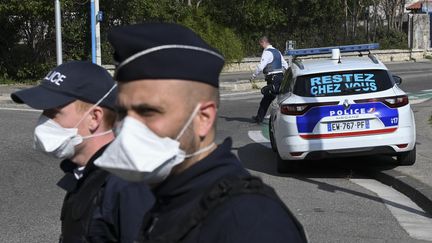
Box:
[259,36,271,44]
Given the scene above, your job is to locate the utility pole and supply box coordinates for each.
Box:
[90,0,96,64]
[95,0,102,65]
[90,0,102,65]
[55,0,63,65]
[286,40,295,67]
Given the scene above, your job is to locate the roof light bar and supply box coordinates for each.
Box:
[286,43,379,56]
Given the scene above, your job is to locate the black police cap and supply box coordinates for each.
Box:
[108,23,225,87]
[11,61,117,110]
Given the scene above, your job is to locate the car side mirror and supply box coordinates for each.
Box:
[393,75,402,85]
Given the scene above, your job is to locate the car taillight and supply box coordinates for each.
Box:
[355,95,408,108]
[280,102,338,115]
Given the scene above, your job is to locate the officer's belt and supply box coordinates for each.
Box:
[266,70,284,75]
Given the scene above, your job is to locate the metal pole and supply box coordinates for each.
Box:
[90,0,96,63]
[287,40,295,67]
[55,0,63,65]
[95,0,101,65]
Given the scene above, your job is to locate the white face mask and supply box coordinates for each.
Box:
[94,104,216,184]
[33,84,117,159]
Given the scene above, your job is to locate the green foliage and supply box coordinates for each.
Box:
[202,0,286,55]
[375,28,408,49]
[0,0,56,82]
[0,0,416,83]
[181,10,244,62]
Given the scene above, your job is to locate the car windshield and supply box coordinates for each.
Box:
[293,69,394,97]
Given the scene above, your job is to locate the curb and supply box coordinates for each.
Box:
[364,169,432,215]
[0,95,13,104]
[220,79,266,93]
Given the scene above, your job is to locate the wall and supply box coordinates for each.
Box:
[409,14,430,49]
[222,49,432,73]
[104,49,432,75]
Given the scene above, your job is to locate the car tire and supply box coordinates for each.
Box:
[397,146,416,166]
[276,152,299,173]
[269,119,277,152]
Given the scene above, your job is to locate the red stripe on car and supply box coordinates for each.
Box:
[300,127,397,139]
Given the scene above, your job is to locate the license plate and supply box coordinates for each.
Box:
[327,120,370,132]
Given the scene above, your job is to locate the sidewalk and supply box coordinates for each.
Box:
[0,85,32,105]
[366,99,432,215]
[2,59,431,97]
[0,74,262,105]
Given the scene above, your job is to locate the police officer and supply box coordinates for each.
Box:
[95,23,307,243]
[11,61,154,243]
[251,36,288,124]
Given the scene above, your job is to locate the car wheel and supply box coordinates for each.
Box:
[276,152,299,173]
[269,119,277,152]
[397,146,416,166]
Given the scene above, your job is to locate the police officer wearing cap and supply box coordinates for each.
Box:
[95,23,307,243]
[11,61,154,243]
[251,36,288,124]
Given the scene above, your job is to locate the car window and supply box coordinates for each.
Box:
[293,69,394,97]
[280,68,294,94]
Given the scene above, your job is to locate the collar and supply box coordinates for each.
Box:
[57,143,110,192]
[265,45,274,50]
[154,138,248,202]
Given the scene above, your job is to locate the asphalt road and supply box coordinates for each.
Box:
[216,94,431,243]
[0,61,431,242]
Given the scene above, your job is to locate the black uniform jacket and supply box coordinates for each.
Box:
[57,144,155,243]
[140,138,304,243]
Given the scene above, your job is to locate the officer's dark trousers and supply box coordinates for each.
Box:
[255,73,283,122]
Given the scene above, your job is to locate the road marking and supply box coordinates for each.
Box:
[247,130,271,148]
[251,127,432,241]
[0,107,40,112]
[351,179,432,241]
[410,98,429,105]
[407,89,432,104]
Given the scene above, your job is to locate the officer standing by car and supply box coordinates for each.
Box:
[251,36,288,124]
[94,23,307,243]
[11,61,154,243]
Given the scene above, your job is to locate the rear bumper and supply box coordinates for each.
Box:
[276,126,416,160]
[303,146,397,160]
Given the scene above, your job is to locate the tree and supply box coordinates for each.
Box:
[0,0,55,80]
[0,0,409,83]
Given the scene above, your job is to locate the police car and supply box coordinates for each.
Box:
[268,44,416,172]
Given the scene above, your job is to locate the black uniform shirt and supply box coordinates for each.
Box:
[140,138,304,243]
[57,144,155,243]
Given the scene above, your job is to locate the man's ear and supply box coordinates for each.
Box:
[196,101,217,138]
[88,106,104,132]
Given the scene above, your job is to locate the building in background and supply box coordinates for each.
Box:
[407,0,432,49]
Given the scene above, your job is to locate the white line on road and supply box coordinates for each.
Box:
[221,93,261,101]
[220,90,260,97]
[410,98,430,105]
[249,128,432,240]
[351,179,432,241]
[0,107,40,112]
[247,130,271,148]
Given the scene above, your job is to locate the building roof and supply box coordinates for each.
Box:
[406,0,432,10]
[407,1,421,10]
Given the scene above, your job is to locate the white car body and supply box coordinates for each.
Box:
[269,52,416,170]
